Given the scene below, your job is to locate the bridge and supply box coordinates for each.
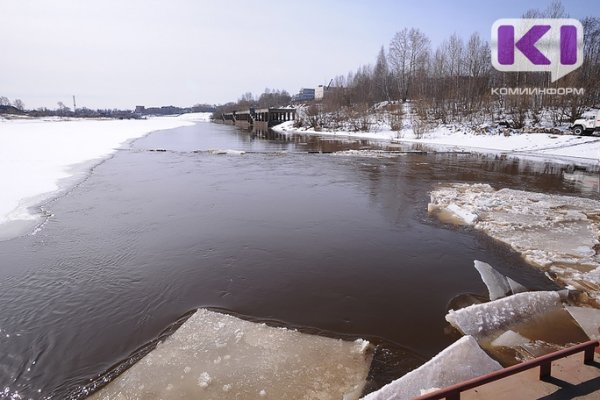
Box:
[222,107,296,129]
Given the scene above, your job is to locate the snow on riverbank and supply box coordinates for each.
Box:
[429,183,600,304]
[0,114,206,239]
[273,120,600,166]
[89,309,373,400]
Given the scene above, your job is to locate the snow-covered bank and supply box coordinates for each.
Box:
[89,309,373,400]
[429,183,600,304]
[273,121,600,166]
[398,126,600,165]
[0,114,207,240]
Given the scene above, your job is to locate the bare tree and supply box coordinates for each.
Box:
[446,34,464,78]
[388,28,430,101]
[0,96,10,106]
[349,65,373,104]
[12,99,24,110]
[237,92,255,109]
[388,28,409,101]
[56,101,71,116]
[523,0,567,18]
[372,46,390,102]
[545,0,567,18]
[465,33,488,78]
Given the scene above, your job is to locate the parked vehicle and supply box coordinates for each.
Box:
[571,110,600,136]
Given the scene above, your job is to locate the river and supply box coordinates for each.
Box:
[0,122,597,399]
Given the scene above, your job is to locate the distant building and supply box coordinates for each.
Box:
[292,88,315,103]
[134,105,145,114]
[315,85,325,100]
[0,105,25,115]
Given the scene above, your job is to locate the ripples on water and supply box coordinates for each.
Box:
[0,123,597,399]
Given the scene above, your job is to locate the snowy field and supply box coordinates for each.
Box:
[273,121,600,166]
[0,113,210,240]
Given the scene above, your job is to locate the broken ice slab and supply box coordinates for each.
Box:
[565,306,600,339]
[452,298,589,366]
[473,260,529,301]
[429,183,600,303]
[507,277,527,295]
[362,336,501,400]
[445,203,478,225]
[486,308,588,365]
[446,291,561,337]
[88,309,373,400]
[476,261,512,300]
[489,331,564,364]
[491,330,530,348]
[474,260,511,300]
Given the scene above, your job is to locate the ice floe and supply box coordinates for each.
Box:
[565,306,600,339]
[429,183,600,303]
[445,291,590,364]
[209,149,246,155]
[474,260,512,300]
[474,260,527,300]
[362,336,501,400]
[490,330,530,348]
[331,149,406,158]
[88,309,373,400]
[445,291,562,337]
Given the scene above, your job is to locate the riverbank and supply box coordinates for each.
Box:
[272,120,600,167]
[0,113,211,240]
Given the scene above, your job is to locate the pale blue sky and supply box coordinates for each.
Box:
[0,0,595,109]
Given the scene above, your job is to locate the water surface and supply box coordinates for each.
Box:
[0,122,596,398]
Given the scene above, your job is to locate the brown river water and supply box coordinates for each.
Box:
[0,122,597,399]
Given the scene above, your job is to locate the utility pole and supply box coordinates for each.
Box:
[73,95,76,112]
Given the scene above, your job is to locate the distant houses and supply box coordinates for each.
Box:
[0,105,25,115]
[292,88,316,103]
[133,104,215,116]
[291,83,334,103]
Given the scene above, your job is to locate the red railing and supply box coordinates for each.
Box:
[414,339,599,400]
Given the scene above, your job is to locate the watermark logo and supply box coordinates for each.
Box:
[491,19,583,82]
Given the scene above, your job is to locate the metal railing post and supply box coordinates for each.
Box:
[584,345,596,364]
[539,362,552,380]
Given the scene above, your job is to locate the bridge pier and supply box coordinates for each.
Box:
[223,108,295,128]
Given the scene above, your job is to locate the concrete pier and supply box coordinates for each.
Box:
[222,107,296,128]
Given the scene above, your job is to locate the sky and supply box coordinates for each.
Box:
[0,0,595,110]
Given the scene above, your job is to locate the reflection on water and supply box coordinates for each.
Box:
[563,169,600,194]
[0,123,597,399]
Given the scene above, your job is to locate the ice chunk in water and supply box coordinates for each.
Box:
[474,260,511,300]
[473,260,528,300]
[507,277,527,295]
[491,330,530,348]
[362,336,501,400]
[429,184,600,301]
[565,306,600,339]
[89,309,373,400]
[210,149,246,155]
[446,203,478,225]
[445,291,561,337]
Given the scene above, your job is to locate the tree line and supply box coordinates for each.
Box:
[211,89,292,119]
[318,1,599,129]
[0,96,25,111]
[0,95,216,119]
